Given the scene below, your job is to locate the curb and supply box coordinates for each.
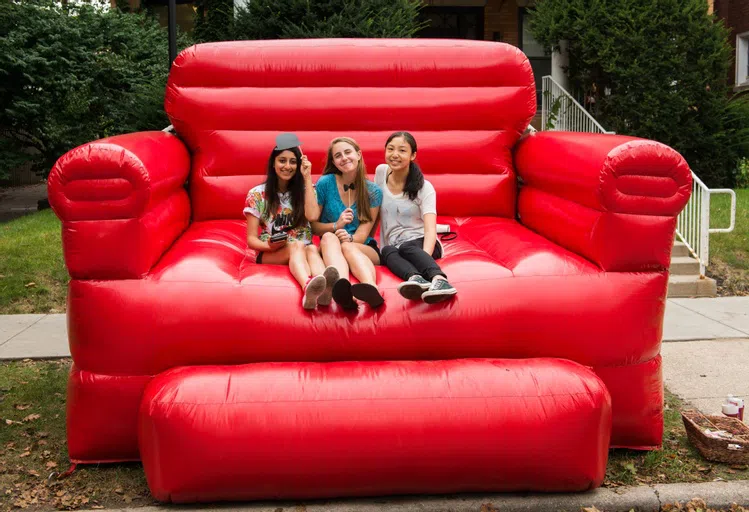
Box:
[77,481,749,512]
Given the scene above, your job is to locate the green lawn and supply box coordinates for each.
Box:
[0,210,68,314]
[708,189,749,295]
[0,360,150,511]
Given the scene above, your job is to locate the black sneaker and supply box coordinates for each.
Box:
[332,278,358,310]
[421,278,457,304]
[397,275,431,300]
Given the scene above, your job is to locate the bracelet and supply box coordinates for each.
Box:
[333,221,337,231]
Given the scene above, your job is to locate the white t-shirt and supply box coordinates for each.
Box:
[374,164,439,249]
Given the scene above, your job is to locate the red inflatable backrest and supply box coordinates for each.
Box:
[165,39,536,221]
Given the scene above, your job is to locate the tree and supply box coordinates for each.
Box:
[193,0,234,43]
[0,1,181,180]
[231,0,427,41]
[529,0,749,187]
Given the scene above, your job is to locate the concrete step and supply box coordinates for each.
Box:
[669,256,701,276]
[667,275,717,298]
[672,241,690,258]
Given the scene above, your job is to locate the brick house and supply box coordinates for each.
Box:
[421,0,549,102]
[714,0,749,91]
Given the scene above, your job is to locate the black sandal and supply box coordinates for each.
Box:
[332,279,358,310]
[351,283,384,308]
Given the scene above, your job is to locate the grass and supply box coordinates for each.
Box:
[1,360,747,511]
[0,360,150,511]
[707,189,749,296]
[605,391,748,487]
[0,210,68,314]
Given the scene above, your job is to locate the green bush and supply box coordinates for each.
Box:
[193,0,234,43]
[0,1,178,180]
[232,0,426,41]
[529,0,749,187]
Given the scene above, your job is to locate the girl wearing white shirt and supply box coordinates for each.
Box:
[375,132,457,303]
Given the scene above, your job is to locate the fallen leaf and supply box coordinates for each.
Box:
[55,490,66,497]
[0,274,5,279]
[45,461,57,469]
[6,442,15,449]
[22,414,40,422]
[114,488,124,494]
[27,470,39,477]
[18,451,30,458]
[91,506,104,510]
[726,468,737,474]
[14,404,31,411]
[698,465,712,472]
[38,440,47,446]
[24,282,36,288]
[37,432,49,438]
[123,495,133,503]
[42,450,50,457]
[582,508,602,512]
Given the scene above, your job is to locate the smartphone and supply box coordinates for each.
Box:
[270,232,289,243]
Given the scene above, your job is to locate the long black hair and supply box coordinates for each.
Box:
[264,146,305,229]
[386,131,424,201]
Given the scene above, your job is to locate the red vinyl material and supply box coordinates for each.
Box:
[139,359,612,502]
[48,131,191,279]
[47,39,692,465]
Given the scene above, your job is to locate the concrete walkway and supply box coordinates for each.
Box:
[76,480,749,511]
[3,297,748,360]
[2,297,749,416]
[0,183,47,223]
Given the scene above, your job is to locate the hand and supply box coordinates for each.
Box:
[337,208,354,227]
[335,229,352,244]
[268,238,287,251]
[300,154,312,181]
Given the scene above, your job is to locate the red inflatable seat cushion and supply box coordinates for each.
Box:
[138,358,612,502]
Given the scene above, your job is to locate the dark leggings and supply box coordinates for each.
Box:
[380,237,446,282]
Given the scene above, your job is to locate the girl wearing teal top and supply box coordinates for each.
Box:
[305,137,383,309]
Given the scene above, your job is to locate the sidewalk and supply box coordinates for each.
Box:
[77,480,749,512]
[2,297,748,416]
[3,297,748,360]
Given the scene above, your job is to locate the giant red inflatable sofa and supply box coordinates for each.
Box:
[48,39,691,502]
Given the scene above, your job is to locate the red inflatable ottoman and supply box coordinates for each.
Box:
[138,359,612,502]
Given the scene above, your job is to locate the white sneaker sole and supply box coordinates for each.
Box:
[421,288,457,304]
[303,275,327,310]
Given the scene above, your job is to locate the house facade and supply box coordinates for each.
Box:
[714,0,749,91]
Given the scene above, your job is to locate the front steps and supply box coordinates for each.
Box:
[667,241,717,298]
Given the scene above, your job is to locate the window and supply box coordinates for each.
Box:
[737,32,749,86]
[418,7,484,40]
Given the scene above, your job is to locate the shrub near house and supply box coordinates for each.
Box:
[530,0,749,188]
[0,1,175,180]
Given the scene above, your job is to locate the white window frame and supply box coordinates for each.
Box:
[737,31,749,87]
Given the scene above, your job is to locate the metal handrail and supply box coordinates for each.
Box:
[539,74,737,277]
[541,76,615,135]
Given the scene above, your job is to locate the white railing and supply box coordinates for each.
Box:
[676,175,736,276]
[539,75,737,277]
[541,76,614,134]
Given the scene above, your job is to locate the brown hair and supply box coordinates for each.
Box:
[323,137,373,223]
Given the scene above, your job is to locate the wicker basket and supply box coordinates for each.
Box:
[681,409,749,465]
